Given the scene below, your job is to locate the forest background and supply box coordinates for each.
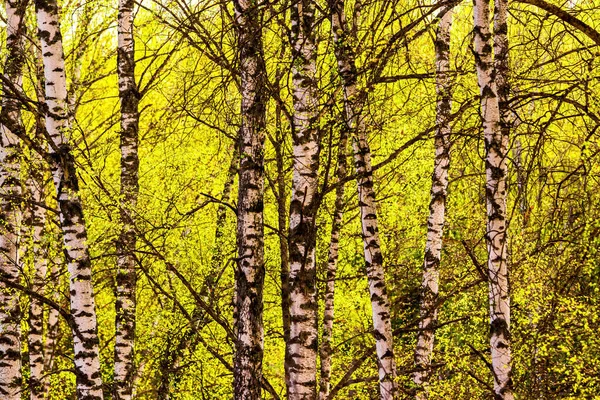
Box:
[0,0,599,398]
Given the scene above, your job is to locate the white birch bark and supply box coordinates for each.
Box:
[114,0,140,398]
[286,0,321,397]
[473,0,514,397]
[27,173,49,400]
[232,0,268,398]
[42,261,61,393]
[35,0,104,397]
[318,119,348,400]
[412,6,453,398]
[0,0,26,397]
[31,51,62,399]
[329,0,396,397]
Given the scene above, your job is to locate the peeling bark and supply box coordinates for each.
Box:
[0,0,27,397]
[286,0,322,397]
[114,0,140,397]
[35,0,104,397]
[328,0,396,397]
[412,5,453,398]
[473,0,514,397]
[232,0,268,397]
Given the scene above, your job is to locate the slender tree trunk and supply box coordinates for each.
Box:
[114,0,140,398]
[286,1,321,398]
[32,48,62,399]
[412,6,453,398]
[269,79,292,395]
[30,48,62,398]
[473,0,514,397]
[0,0,27,397]
[42,261,61,391]
[207,145,238,301]
[318,119,348,400]
[328,0,396,397]
[232,0,268,398]
[27,173,49,400]
[35,0,104,398]
[274,103,291,345]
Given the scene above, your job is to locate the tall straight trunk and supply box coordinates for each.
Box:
[27,172,49,400]
[114,0,140,398]
[491,0,514,397]
[412,5,453,398]
[30,46,62,399]
[32,48,62,398]
[318,119,348,400]
[328,0,396,397]
[286,0,321,398]
[232,0,268,398]
[35,0,104,398]
[273,102,291,352]
[473,0,514,398]
[0,0,27,397]
[42,262,61,395]
[268,77,292,394]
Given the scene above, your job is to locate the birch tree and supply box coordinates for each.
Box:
[328,0,396,397]
[0,0,27,397]
[31,52,62,398]
[35,0,104,397]
[412,5,453,397]
[232,0,268,397]
[286,0,322,397]
[27,170,50,400]
[473,0,514,397]
[318,120,348,400]
[114,0,140,397]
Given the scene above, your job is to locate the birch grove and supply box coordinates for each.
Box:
[0,0,598,398]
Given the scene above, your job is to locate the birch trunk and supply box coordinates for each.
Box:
[42,262,61,394]
[286,1,321,397]
[318,119,348,400]
[0,0,27,397]
[31,50,62,398]
[412,6,453,398]
[27,173,49,400]
[32,51,61,398]
[114,0,140,398]
[270,91,291,395]
[473,0,514,397]
[232,0,268,398]
[328,0,396,397]
[35,0,104,397]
